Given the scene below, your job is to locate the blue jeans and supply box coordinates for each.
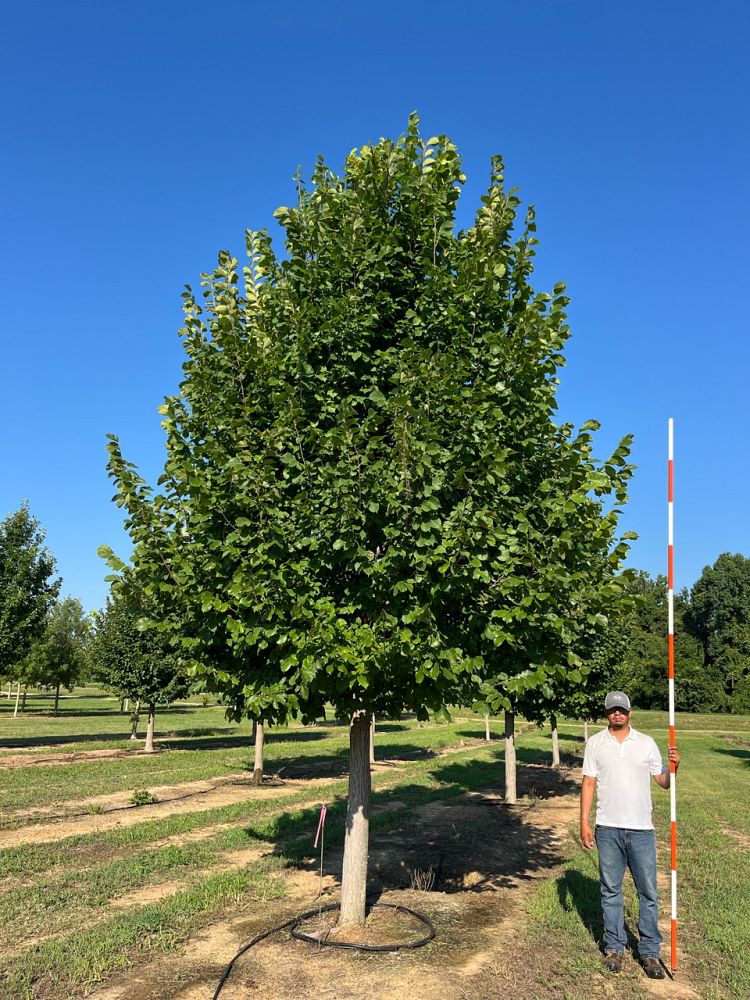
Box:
[595,826,662,958]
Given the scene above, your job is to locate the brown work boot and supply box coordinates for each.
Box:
[603,953,624,973]
[640,957,666,979]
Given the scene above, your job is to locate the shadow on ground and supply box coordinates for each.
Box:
[240,755,579,902]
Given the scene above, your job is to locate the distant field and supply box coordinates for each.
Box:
[0,689,747,1000]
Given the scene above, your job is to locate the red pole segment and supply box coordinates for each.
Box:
[667,418,678,974]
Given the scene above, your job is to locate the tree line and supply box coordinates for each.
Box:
[612,558,750,714]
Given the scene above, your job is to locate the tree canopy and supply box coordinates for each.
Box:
[20,597,91,708]
[92,588,190,710]
[0,503,61,674]
[687,552,750,712]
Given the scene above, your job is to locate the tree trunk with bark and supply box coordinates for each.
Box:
[54,684,60,715]
[250,719,257,745]
[369,715,375,765]
[484,713,491,741]
[339,710,371,927]
[550,714,560,767]
[251,721,265,785]
[21,684,28,712]
[144,703,156,752]
[130,700,141,739]
[504,709,517,804]
[13,683,21,718]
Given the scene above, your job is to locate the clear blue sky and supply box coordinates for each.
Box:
[2,1,748,613]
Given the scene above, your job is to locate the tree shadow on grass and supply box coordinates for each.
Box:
[713,745,750,765]
[0,731,139,749]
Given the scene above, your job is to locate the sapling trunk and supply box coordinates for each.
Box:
[251,721,264,785]
[369,714,375,765]
[484,713,491,741]
[130,700,141,739]
[13,683,21,718]
[250,718,257,746]
[21,684,27,712]
[550,714,560,767]
[144,703,156,752]
[504,709,517,804]
[54,684,60,715]
[339,710,371,927]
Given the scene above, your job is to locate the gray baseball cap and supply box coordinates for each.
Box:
[604,691,631,712]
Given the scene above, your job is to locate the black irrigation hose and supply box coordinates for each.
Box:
[212,901,436,999]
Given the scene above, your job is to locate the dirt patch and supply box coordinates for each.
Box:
[0,776,335,850]
[0,747,139,768]
[720,826,750,849]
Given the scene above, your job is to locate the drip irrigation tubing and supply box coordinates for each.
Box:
[212,901,436,999]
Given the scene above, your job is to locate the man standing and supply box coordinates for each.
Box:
[580,691,681,980]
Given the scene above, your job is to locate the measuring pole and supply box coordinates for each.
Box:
[667,418,678,974]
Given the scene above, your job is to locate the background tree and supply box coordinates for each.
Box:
[92,588,190,750]
[611,571,708,711]
[686,553,750,712]
[21,597,91,713]
[106,118,632,926]
[0,504,61,682]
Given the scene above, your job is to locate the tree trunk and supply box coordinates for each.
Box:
[251,721,264,785]
[369,714,375,765]
[144,703,156,753]
[584,720,589,743]
[484,713,491,741]
[504,709,517,804]
[13,683,21,718]
[550,714,560,767]
[130,700,141,740]
[250,719,257,746]
[21,684,28,712]
[120,697,129,714]
[339,710,371,927]
[54,684,60,715]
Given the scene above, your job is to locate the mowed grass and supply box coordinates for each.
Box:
[0,690,747,999]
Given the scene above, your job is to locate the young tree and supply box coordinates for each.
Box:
[0,504,61,677]
[106,118,632,926]
[92,589,189,750]
[22,597,91,713]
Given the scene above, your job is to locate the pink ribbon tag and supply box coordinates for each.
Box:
[313,804,327,848]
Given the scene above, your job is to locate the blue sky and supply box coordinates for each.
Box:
[2,1,748,613]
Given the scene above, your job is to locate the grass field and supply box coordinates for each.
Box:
[1,689,748,999]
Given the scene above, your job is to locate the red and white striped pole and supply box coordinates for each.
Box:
[667,417,678,974]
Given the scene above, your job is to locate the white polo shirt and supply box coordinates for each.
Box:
[582,726,664,830]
